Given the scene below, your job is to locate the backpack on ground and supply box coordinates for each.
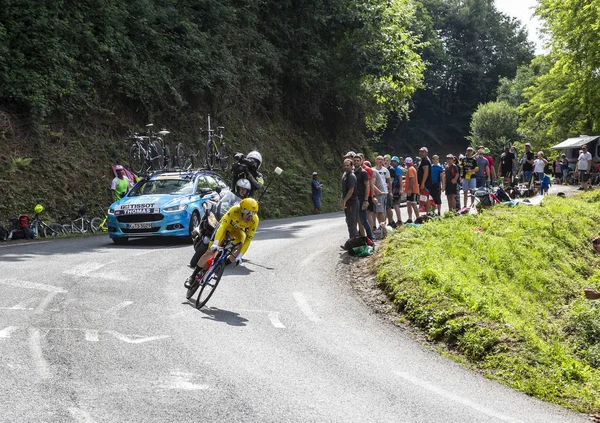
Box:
[342,236,368,251]
[351,245,373,257]
[17,214,30,228]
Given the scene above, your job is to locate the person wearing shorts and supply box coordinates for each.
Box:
[461,147,478,206]
[403,157,420,223]
[430,155,444,215]
[444,154,460,211]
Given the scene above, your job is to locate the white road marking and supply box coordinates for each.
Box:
[29,328,51,380]
[68,407,97,423]
[160,372,209,391]
[34,291,61,315]
[293,292,321,322]
[84,330,99,342]
[0,241,50,249]
[268,312,285,329]
[105,330,169,344]
[395,372,523,423]
[104,301,133,315]
[64,262,106,276]
[0,326,19,339]
[0,297,38,310]
[0,279,65,292]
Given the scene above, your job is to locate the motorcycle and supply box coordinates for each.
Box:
[189,190,242,267]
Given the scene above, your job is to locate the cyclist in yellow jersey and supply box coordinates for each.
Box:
[185,198,259,288]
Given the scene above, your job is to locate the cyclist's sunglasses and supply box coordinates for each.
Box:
[242,209,257,218]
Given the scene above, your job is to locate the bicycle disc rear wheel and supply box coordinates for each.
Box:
[205,139,216,170]
[129,143,145,174]
[150,140,164,170]
[217,142,230,172]
[186,271,204,300]
[196,261,225,308]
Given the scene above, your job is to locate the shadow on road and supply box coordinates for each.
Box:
[0,235,191,262]
[254,224,312,241]
[198,306,249,326]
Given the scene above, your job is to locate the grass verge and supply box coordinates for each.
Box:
[377,191,600,413]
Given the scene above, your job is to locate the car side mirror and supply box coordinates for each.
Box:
[199,187,213,196]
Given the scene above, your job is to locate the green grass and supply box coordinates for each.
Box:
[377,191,600,413]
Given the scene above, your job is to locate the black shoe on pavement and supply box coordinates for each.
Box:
[184,276,194,289]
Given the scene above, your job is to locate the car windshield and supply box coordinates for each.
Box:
[129,177,195,196]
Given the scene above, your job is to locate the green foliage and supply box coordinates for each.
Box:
[377,192,600,412]
[381,0,534,154]
[9,156,33,173]
[0,0,425,139]
[468,101,519,153]
[514,0,600,145]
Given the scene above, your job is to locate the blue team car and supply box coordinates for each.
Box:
[107,170,229,244]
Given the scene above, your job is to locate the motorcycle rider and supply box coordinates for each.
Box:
[185,197,260,288]
[231,151,264,197]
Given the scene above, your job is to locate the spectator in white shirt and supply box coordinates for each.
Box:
[575,144,593,191]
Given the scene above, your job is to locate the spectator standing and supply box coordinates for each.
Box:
[444,154,460,211]
[390,156,403,226]
[576,144,593,191]
[311,172,323,214]
[460,147,478,206]
[340,159,359,238]
[498,145,516,186]
[553,156,563,183]
[533,152,548,182]
[475,149,490,188]
[363,158,381,233]
[111,165,130,202]
[521,143,535,183]
[483,148,497,183]
[560,154,570,184]
[430,155,444,216]
[352,155,375,243]
[373,156,389,237]
[510,146,519,180]
[417,147,432,213]
[383,155,398,228]
[404,157,420,223]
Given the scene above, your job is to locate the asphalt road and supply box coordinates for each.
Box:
[0,213,589,423]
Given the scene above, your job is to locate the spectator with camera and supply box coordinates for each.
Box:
[231,151,264,197]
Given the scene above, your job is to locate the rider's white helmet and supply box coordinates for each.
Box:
[246,151,262,169]
[236,178,251,191]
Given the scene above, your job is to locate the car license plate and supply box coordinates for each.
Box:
[127,223,152,229]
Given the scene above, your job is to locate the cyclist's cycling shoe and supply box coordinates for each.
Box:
[184,276,194,289]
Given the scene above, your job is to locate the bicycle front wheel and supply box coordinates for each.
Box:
[196,261,225,308]
[44,223,66,237]
[205,139,216,170]
[174,143,185,168]
[129,143,145,174]
[90,217,106,233]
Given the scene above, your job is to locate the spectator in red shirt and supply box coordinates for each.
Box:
[481,147,497,184]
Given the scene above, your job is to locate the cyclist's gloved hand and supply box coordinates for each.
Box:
[210,242,222,252]
[235,253,243,265]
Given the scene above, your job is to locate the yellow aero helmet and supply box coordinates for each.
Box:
[34,204,44,214]
[239,198,259,216]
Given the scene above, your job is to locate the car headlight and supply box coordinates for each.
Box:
[163,204,188,213]
[108,208,115,215]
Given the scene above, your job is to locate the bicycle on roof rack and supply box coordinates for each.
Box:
[204,115,230,172]
[128,124,169,174]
